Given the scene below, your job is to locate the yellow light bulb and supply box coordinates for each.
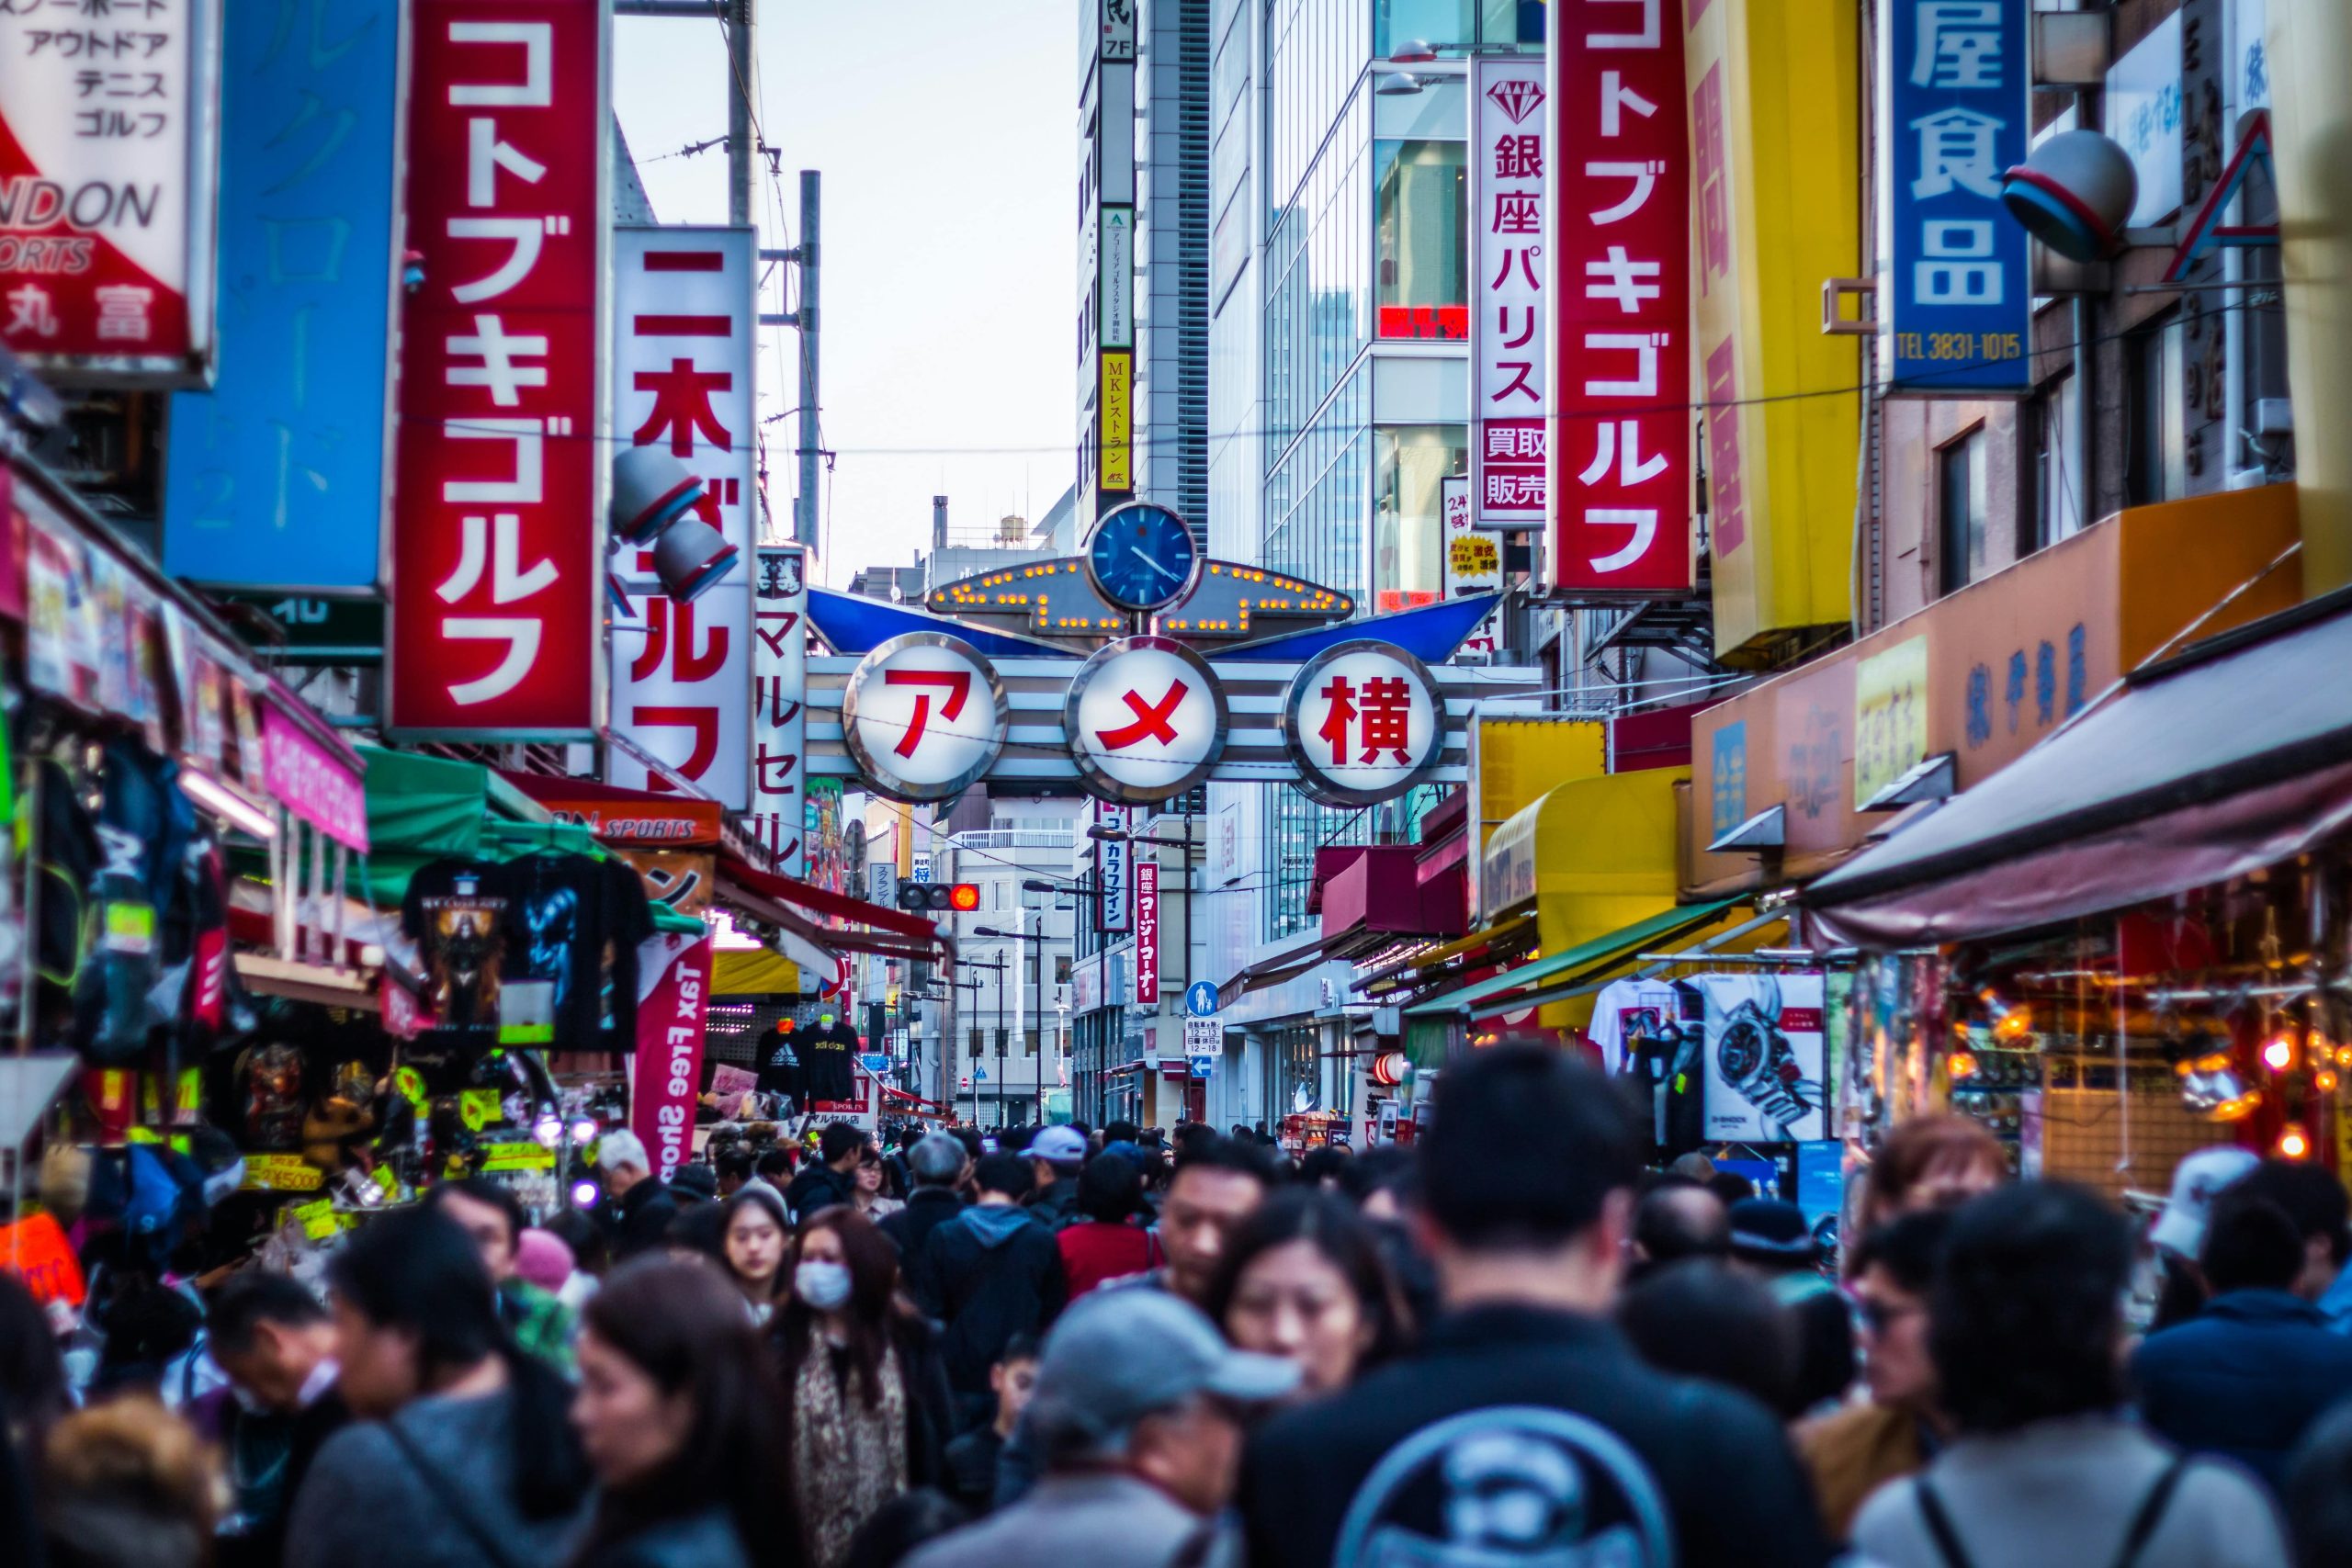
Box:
[1947,1051,1979,1081]
[2280,1128,2312,1160]
[2264,1037,2296,1071]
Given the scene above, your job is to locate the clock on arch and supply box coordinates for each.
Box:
[1083,502,1200,614]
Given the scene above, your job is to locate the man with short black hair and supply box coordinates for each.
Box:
[2229,1158,2352,1334]
[883,1131,972,1258]
[786,1121,867,1221]
[714,1146,754,1197]
[424,1175,575,1371]
[1628,1175,1731,1280]
[916,1151,1068,1405]
[209,1272,349,1568]
[1238,1045,1831,1567]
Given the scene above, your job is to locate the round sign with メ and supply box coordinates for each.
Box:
[841,632,1010,803]
[1065,636,1229,804]
[1277,639,1449,807]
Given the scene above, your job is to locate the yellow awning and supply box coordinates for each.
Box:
[712,949,801,997]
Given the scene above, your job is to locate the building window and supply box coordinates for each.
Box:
[1479,0,1544,47]
[2127,311,2188,506]
[1374,424,1466,609]
[1374,139,1467,341]
[1376,0,1472,57]
[1938,428,1988,597]
[2025,372,2083,554]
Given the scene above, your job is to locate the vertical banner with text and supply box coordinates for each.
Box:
[1881,0,2030,392]
[608,226,755,806]
[1546,0,1691,593]
[0,0,218,378]
[388,0,606,737]
[1135,858,1159,1013]
[1094,801,1132,932]
[1473,57,1551,530]
[630,933,711,1184]
[752,545,808,875]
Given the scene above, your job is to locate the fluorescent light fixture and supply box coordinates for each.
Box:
[708,909,764,952]
[179,770,277,840]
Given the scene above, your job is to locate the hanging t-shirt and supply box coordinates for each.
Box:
[755,1023,802,1100]
[401,859,511,1049]
[495,852,657,1050]
[797,1016,861,1104]
[1658,981,1710,1158]
[1586,977,1684,1077]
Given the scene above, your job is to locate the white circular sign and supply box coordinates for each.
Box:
[841,633,1008,802]
[1065,637,1228,803]
[1278,640,1448,806]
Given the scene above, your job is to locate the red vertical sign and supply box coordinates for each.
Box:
[389,1,605,736]
[1135,859,1159,1013]
[1546,0,1691,593]
[631,934,711,1184]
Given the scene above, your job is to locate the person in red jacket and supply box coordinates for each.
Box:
[1057,1154,1161,1299]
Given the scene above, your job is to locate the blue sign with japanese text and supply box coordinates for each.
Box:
[1883,0,2032,392]
[163,0,402,592]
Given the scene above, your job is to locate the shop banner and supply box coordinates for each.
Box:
[1695,971,1828,1142]
[1135,859,1159,1011]
[1546,0,1691,593]
[1472,57,1549,530]
[163,0,401,591]
[261,701,369,852]
[535,792,721,845]
[614,847,713,920]
[1094,801,1131,932]
[387,0,605,738]
[608,226,755,807]
[630,933,710,1184]
[752,544,808,874]
[1439,475,1502,660]
[0,0,218,378]
[1881,0,2031,391]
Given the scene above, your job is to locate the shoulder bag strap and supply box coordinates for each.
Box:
[1912,1478,1978,1568]
[379,1418,532,1568]
[2110,1456,2192,1568]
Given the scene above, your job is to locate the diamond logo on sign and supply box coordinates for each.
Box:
[1487,76,1545,124]
[1065,637,1228,803]
[1277,641,1448,807]
[841,632,1009,803]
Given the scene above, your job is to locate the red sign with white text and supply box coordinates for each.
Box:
[1546,0,1691,593]
[1135,859,1159,1011]
[389,1,605,736]
[631,934,711,1185]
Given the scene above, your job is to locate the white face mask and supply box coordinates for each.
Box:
[795,1259,854,1313]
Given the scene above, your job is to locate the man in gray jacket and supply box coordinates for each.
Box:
[904,1290,1295,1568]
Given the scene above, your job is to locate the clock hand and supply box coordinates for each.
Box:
[1132,547,1182,582]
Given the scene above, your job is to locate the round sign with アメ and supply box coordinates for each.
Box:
[841,632,1009,802]
[1277,639,1448,806]
[1064,636,1228,804]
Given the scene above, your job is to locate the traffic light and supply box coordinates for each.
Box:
[896,878,980,913]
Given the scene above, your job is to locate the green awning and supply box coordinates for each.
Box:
[1403,898,1739,1018]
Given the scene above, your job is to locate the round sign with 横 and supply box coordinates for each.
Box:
[1064,636,1228,804]
[841,632,1009,803]
[1277,639,1449,806]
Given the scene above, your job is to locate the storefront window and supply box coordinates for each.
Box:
[1374,423,1466,609]
[1376,0,1472,56]
[1374,139,1467,341]
[1479,0,1544,47]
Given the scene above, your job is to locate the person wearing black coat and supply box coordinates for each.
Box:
[881,1134,970,1260]
[909,1154,1068,1404]
[602,1131,680,1262]
[787,1123,868,1222]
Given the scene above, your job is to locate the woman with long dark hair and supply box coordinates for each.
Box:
[569,1256,797,1568]
[286,1204,592,1568]
[772,1208,952,1568]
[1202,1187,1408,1400]
[720,1186,793,1325]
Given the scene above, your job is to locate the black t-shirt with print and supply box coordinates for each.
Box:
[495,853,657,1051]
[400,859,511,1049]
[797,1018,861,1103]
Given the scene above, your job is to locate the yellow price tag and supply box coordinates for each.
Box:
[240,1154,324,1193]
[458,1089,501,1132]
[289,1197,338,1241]
[480,1142,556,1172]
[393,1066,427,1110]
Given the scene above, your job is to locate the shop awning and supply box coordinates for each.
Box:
[712,949,803,996]
[1354,911,1539,998]
[1217,928,1333,1009]
[1496,908,1790,1015]
[1405,897,1741,1017]
[1807,589,2352,946]
[718,855,939,961]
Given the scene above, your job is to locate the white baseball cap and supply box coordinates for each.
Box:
[2150,1145,2260,1258]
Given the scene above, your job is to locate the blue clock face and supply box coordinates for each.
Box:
[1085,502,1198,612]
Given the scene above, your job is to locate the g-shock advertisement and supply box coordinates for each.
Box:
[1694,973,1828,1143]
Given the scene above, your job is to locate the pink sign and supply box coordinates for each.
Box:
[1136,859,1159,1012]
[631,934,711,1184]
[261,701,369,852]
[1545,0,1692,593]
[1473,58,1550,526]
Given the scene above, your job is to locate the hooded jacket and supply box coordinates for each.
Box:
[913,1202,1069,1393]
[2132,1287,2352,1488]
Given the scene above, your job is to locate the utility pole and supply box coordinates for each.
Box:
[759,175,822,551]
[616,1,759,224]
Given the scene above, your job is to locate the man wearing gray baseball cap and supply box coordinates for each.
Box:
[903,1289,1297,1568]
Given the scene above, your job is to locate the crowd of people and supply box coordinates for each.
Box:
[10,1049,2352,1565]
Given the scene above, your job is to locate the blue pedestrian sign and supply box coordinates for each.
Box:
[1185,981,1220,1019]
[973,1065,989,1082]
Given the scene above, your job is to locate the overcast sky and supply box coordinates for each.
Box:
[613,1,1080,586]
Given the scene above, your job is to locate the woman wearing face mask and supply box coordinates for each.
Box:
[569,1257,797,1568]
[1203,1189,1408,1401]
[720,1188,793,1325]
[773,1208,953,1568]
[285,1205,593,1568]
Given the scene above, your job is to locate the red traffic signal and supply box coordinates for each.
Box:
[896,878,981,913]
[944,883,980,912]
